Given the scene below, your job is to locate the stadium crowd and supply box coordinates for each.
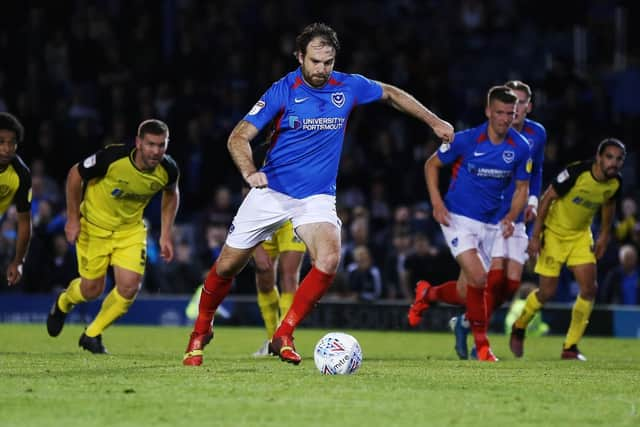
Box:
[0,0,638,306]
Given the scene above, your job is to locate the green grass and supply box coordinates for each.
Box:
[1,324,639,427]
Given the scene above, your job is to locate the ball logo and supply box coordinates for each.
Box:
[314,332,362,375]
[331,92,345,108]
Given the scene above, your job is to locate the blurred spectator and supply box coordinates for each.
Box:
[600,244,640,305]
[347,245,383,302]
[614,197,637,244]
[382,226,412,300]
[404,232,458,289]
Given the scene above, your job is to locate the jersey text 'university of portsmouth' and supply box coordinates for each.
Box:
[243,67,383,198]
[438,122,531,224]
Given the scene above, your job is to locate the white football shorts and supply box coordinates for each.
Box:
[225,187,341,249]
[490,221,529,264]
[440,213,499,270]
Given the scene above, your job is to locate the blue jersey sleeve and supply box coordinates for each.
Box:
[437,130,469,164]
[243,79,287,131]
[529,126,547,199]
[350,74,383,105]
[514,143,532,182]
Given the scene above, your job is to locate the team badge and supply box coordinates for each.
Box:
[502,150,515,164]
[0,185,10,198]
[451,237,458,247]
[331,92,345,108]
[248,100,265,116]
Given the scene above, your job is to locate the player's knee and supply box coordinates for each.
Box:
[315,253,340,274]
[81,281,105,300]
[580,283,598,301]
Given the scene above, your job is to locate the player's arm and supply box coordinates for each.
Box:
[501,179,529,237]
[6,211,31,286]
[64,164,84,244]
[594,198,616,259]
[377,82,454,142]
[524,138,545,222]
[227,120,265,188]
[527,184,559,258]
[159,181,180,262]
[424,152,450,226]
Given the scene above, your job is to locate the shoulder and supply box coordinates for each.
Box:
[160,154,180,177]
[10,155,31,178]
[100,143,131,162]
[523,119,547,138]
[565,160,592,175]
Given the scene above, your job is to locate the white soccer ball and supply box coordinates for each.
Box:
[313,332,363,375]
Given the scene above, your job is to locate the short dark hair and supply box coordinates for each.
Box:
[597,137,626,157]
[137,119,169,139]
[295,22,340,56]
[504,80,532,100]
[0,112,24,143]
[487,85,518,105]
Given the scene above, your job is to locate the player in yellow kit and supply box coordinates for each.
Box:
[47,119,180,353]
[0,112,32,286]
[510,138,625,360]
[252,220,306,356]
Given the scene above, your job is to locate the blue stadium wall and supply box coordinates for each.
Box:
[0,294,638,338]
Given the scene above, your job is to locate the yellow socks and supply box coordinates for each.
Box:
[564,295,594,349]
[85,288,134,337]
[257,287,280,338]
[514,289,543,330]
[58,278,86,313]
[279,292,295,319]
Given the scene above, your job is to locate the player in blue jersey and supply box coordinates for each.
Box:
[410,86,531,361]
[183,22,454,366]
[449,80,547,359]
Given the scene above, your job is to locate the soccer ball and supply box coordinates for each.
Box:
[313,332,363,375]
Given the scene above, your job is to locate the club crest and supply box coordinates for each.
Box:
[331,92,345,108]
[502,150,515,164]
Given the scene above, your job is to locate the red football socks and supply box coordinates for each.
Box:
[428,280,465,305]
[484,269,506,316]
[194,264,233,335]
[274,266,335,338]
[466,284,489,349]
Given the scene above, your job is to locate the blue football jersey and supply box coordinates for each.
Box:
[494,118,547,223]
[243,67,383,199]
[437,122,532,224]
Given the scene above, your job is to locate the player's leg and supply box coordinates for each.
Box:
[271,219,340,365]
[184,188,288,366]
[47,221,110,338]
[562,261,597,360]
[277,249,304,317]
[254,243,280,341]
[456,249,496,361]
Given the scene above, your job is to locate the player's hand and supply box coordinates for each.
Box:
[432,202,451,226]
[527,236,541,259]
[432,120,454,143]
[159,234,174,262]
[501,218,515,238]
[594,234,609,259]
[245,172,268,188]
[524,205,537,223]
[6,261,23,286]
[65,217,81,244]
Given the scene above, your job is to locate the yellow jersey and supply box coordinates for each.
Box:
[545,160,621,236]
[0,155,32,215]
[78,144,179,231]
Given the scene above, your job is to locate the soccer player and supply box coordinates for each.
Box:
[183,22,454,366]
[46,119,180,353]
[0,112,32,286]
[410,85,531,361]
[510,138,626,360]
[450,80,547,359]
[252,220,305,356]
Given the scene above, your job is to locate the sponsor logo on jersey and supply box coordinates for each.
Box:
[473,151,487,157]
[294,97,309,103]
[111,188,151,202]
[292,117,346,131]
[571,196,600,210]
[331,92,345,108]
[467,163,512,178]
[248,100,265,116]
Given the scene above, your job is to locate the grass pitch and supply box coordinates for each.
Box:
[1,324,639,427]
